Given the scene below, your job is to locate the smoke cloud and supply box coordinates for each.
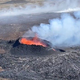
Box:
[31,12,80,48]
[0,0,80,17]
[0,0,80,47]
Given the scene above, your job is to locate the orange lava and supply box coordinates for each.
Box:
[19,36,46,47]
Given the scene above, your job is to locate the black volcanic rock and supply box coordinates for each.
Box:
[11,43,54,56]
[12,38,20,47]
[0,39,80,80]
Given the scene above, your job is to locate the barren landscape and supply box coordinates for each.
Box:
[0,0,80,80]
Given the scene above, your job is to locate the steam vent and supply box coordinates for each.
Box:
[0,0,80,80]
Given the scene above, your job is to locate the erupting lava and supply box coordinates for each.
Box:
[19,35,47,47]
[19,35,56,51]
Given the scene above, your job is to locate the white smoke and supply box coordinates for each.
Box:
[0,0,80,17]
[31,12,80,47]
[0,0,80,47]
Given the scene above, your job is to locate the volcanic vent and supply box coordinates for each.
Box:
[11,30,66,56]
[11,35,55,56]
[19,35,47,47]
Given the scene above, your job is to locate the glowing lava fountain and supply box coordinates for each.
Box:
[19,35,47,47]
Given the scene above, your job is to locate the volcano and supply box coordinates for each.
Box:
[11,37,55,56]
[19,36,66,52]
[11,37,65,56]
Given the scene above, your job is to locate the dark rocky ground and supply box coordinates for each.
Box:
[0,0,80,79]
[0,39,80,80]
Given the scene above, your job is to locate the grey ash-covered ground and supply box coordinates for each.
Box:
[0,39,80,80]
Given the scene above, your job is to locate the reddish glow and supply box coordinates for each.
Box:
[19,35,46,47]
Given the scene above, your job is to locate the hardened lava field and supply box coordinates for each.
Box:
[0,39,80,80]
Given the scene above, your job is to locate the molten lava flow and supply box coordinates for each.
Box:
[19,35,47,47]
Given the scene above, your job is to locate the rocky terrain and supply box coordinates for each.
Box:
[0,39,80,80]
[0,0,80,80]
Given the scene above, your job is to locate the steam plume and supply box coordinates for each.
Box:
[0,0,80,47]
[31,12,80,48]
[0,0,80,17]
